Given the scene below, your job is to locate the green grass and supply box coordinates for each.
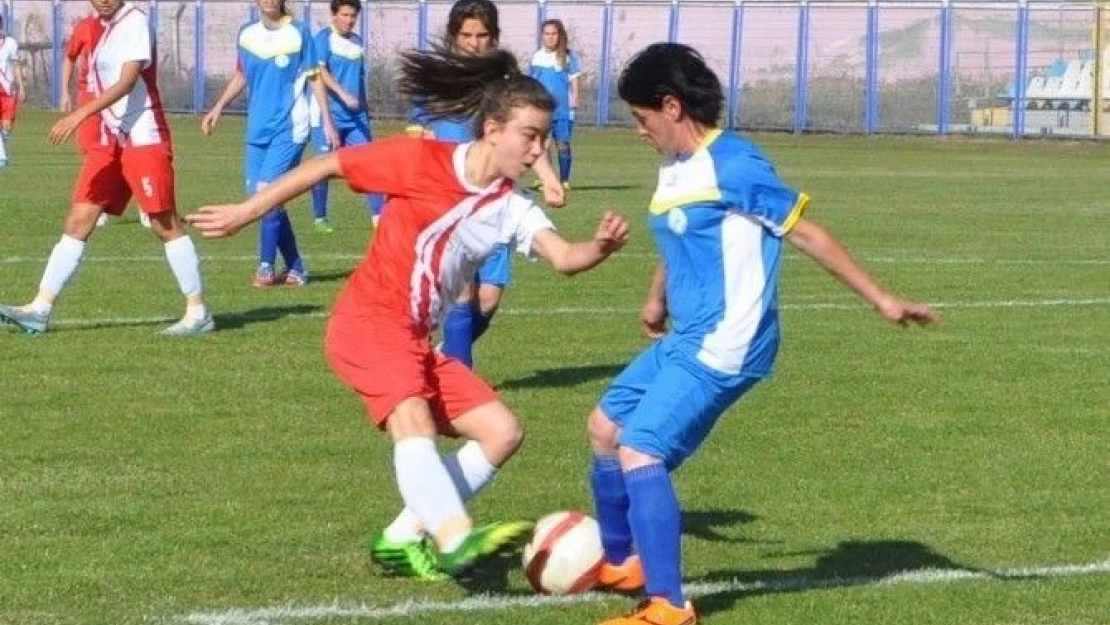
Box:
[0,109,1107,625]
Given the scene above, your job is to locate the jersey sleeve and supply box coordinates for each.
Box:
[298,23,319,76]
[567,51,582,78]
[313,29,331,67]
[116,12,152,67]
[65,22,88,60]
[502,191,555,258]
[338,135,422,196]
[720,152,809,238]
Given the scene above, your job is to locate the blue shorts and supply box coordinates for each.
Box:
[476,244,512,287]
[311,119,372,154]
[244,131,306,194]
[599,338,761,470]
[552,118,574,143]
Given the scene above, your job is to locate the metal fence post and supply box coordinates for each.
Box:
[535,0,546,50]
[668,0,679,43]
[865,0,878,134]
[1012,0,1030,138]
[193,0,204,114]
[793,0,809,133]
[417,0,427,50]
[726,0,744,129]
[937,0,953,135]
[597,0,614,127]
[51,0,61,108]
[302,0,311,28]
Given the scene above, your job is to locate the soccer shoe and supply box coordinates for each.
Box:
[284,269,309,287]
[367,533,448,581]
[0,304,49,335]
[96,213,110,228]
[160,313,215,336]
[252,265,280,288]
[598,598,697,625]
[438,520,534,577]
[596,555,646,592]
[313,218,334,234]
[140,212,152,228]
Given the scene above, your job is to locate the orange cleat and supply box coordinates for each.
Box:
[595,555,646,592]
[597,597,697,625]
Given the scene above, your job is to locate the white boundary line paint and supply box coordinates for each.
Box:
[42,297,1110,329]
[2,253,1109,266]
[179,557,1110,625]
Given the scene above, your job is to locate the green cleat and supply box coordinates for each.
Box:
[367,533,447,581]
[438,520,534,577]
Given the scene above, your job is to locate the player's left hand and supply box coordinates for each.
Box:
[542,178,566,208]
[340,92,359,111]
[594,211,630,254]
[875,294,940,327]
[325,123,341,150]
[49,113,83,145]
[185,204,253,238]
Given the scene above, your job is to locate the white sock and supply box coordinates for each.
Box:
[383,441,498,543]
[164,236,204,303]
[36,235,87,311]
[0,130,7,161]
[393,437,467,548]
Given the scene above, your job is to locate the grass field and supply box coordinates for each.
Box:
[0,109,1107,625]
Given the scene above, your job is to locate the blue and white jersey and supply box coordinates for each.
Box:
[310,27,368,129]
[530,49,581,120]
[237,16,317,145]
[651,130,809,378]
[409,102,475,142]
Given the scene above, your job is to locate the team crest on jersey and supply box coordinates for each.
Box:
[274,54,290,68]
[667,207,688,235]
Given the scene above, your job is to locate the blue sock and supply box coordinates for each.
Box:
[275,209,304,274]
[557,146,572,183]
[472,308,494,342]
[258,209,282,268]
[590,454,633,564]
[311,180,329,219]
[366,193,384,218]
[625,463,684,607]
[441,302,478,368]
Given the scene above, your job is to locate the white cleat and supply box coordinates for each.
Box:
[160,313,215,336]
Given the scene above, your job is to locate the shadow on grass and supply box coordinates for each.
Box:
[496,363,626,390]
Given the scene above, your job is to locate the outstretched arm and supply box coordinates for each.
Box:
[786,218,938,326]
[49,60,143,144]
[530,211,630,275]
[187,153,342,238]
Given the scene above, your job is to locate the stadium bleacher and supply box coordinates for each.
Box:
[1000,58,1102,111]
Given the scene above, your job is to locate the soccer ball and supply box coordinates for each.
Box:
[522,511,605,595]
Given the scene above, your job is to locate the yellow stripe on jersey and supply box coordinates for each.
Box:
[649,188,723,215]
[696,128,723,152]
[780,192,810,234]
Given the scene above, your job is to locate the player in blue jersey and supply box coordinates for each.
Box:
[530,19,580,189]
[308,0,384,232]
[200,0,334,287]
[408,0,566,371]
[587,43,939,625]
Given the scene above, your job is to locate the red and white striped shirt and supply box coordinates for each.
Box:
[90,3,170,146]
[336,136,554,333]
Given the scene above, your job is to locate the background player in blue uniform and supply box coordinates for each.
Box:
[201,0,334,287]
[308,0,384,232]
[408,0,567,371]
[530,19,580,188]
[586,43,939,625]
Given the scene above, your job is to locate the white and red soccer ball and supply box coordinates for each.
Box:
[522,511,605,595]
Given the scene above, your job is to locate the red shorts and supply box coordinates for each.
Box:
[75,116,101,153]
[0,93,17,124]
[325,313,500,433]
[72,138,176,215]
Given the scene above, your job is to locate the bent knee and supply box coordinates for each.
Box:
[587,407,620,453]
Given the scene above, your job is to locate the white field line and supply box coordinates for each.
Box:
[42,297,1110,330]
[1,253,1109,266]
[179,556,1110,625]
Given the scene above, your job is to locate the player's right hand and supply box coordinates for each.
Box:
[200,110,221,136]
[641,298,667,339]
[185,204,252,238]
[59,94,73,113]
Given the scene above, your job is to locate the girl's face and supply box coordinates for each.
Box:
[256,0,283,20]
[454,17,494,56]
[484,105,551,181]
[332,6,358,35]
[90,0,123,19]
[542,25,560,51]
[629,100,682,155]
